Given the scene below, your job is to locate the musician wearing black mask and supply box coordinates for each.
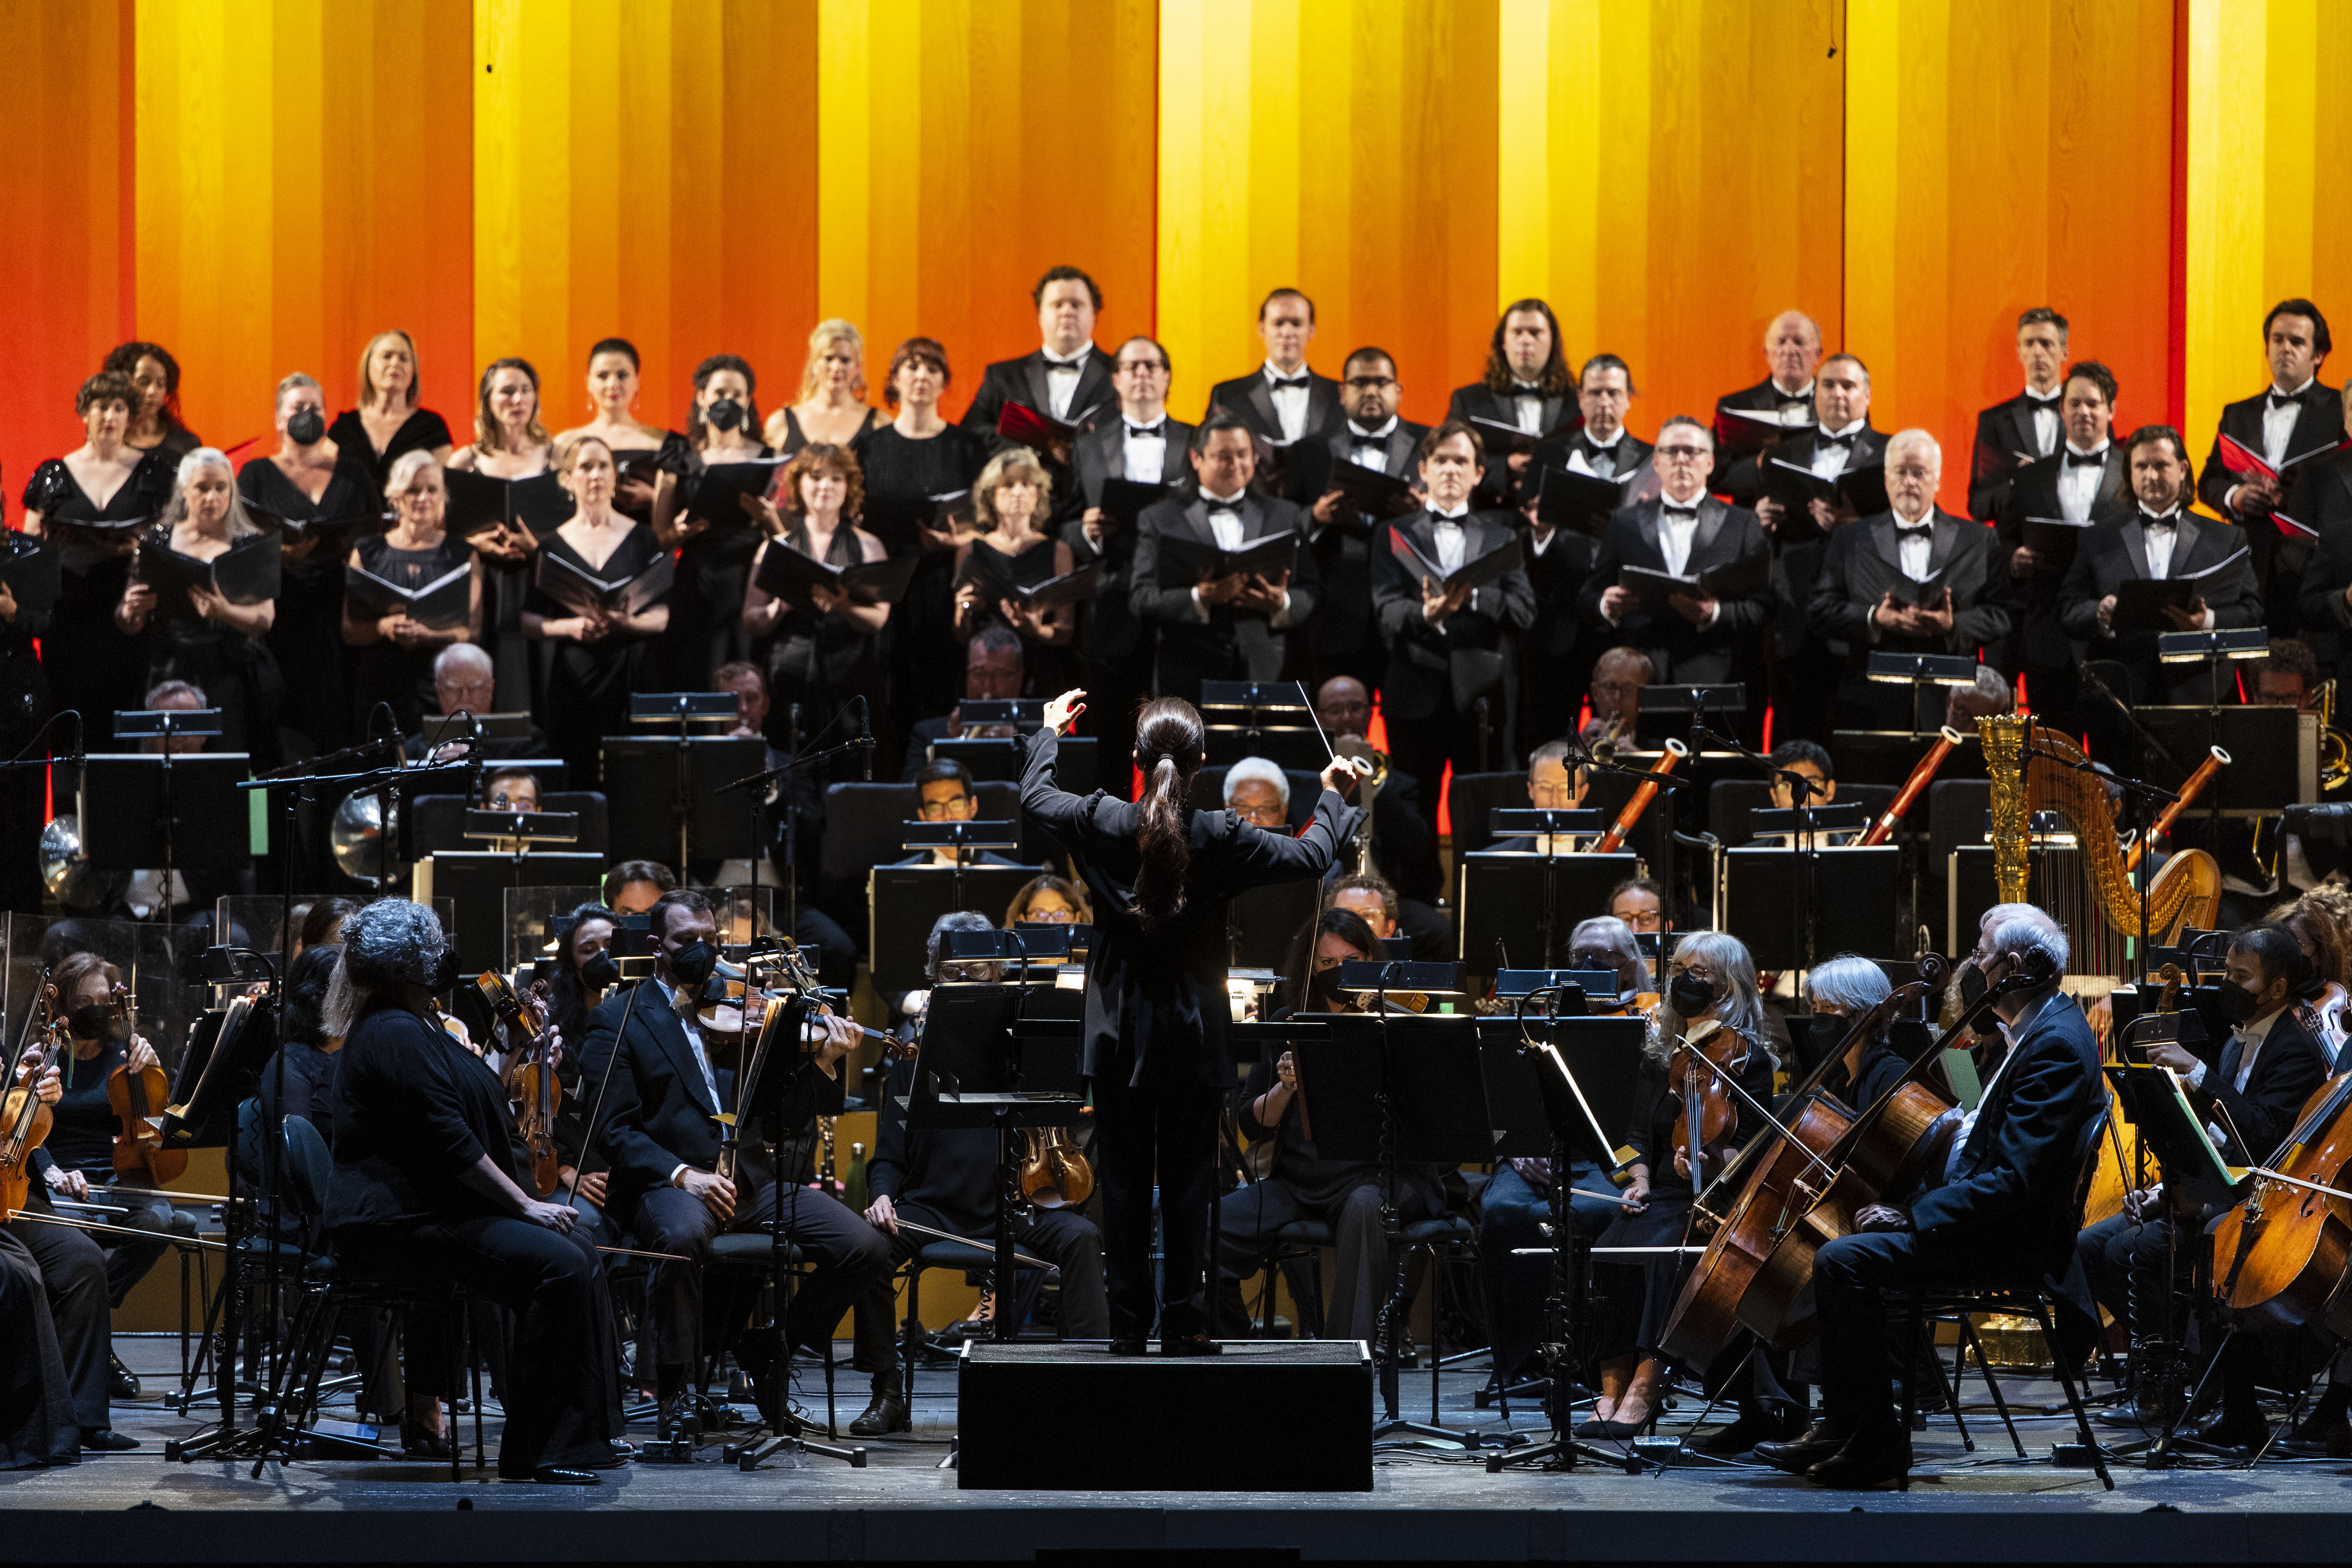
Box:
[575,889,884,1435]
[542,903,622,1234]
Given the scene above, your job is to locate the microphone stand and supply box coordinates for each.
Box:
[1693,723,1829,975]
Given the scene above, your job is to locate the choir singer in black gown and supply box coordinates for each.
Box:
[1020,689,1362,1352]
[322,900,622,1483]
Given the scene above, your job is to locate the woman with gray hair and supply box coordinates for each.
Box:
[1578,929,1778,1439]
[1805,954,1911,1109]
[322,901,622,1483]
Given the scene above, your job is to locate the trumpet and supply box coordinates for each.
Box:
[1334,739,1389,876]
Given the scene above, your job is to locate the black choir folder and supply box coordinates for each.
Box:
[1155,531,1299,582]
[1615,549,1770,616]
[2019,516,2093,576]
[1094,477,1171,532]
[138,531,282,606]
[1761,458,1888,534]
[0,534,61,623]
[998,401,1099,449]
[1324,460,1421,523]
[863,489,974,554]
[1533,463,1640,537]
[1386,528,1525,593]
[532,549,674,619]
[1713,404,1817,460]
[752,543,920,607]
[242,499,388,555]
[1463,413,1563,453]
[966,550,1102,612]
[686,458,788,527]
[2109,546,2252,635]
[346,559,474,631]
[442,468,576,540]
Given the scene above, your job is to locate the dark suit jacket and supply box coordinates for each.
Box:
[1129,493,1322,692]
[2055,512,2264,692]
[1066,416,1195,663]
[1370,509,1538,721]
[1578,496,1773,683]
[1207,367,1344,451]
[1806,508,2012,667]
[2294,457,2352,659]
[1967,391,2068,520]
[2185,1007,2328,1165]
[961,345,1120,449]
[1019,727,1359,1088]
[1911,990,2104,1281]
[1289,422,1430,661]
[2201,383,2346,638]
[1994,448,2132,667]
[580,980,842,1211]
[1711,378,1817,500]
[1726,424,1888,656]
[1525,526,1601,661]
[1532,428,1655,487]
[1446,383,1575,442]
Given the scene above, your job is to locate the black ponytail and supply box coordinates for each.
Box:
[1131,697,1205,932]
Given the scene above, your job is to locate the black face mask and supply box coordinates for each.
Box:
[68,1003,116,1040]
[428,943,461,995]
[2210,979,2267,1025]
[579,952,621,989]
[286,408,326,446]
[1309,966,1346,1008]
[668,940,718,989]
[706,398,745,433]
[1958,960,1991,1010]
[1669,973,1717,1017]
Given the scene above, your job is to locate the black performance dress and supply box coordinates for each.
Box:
[22,452,175,744]
[528,525,667,790]
[326,408,454,493]
[852,423,987,733]
[349,532,475,736]
[0,533,54,914]
[772,406,887,460]
[132,526,286,770]
[759,522,886,783]
[240,453,383,752]
[662,440,768,693]
[324,1000,619,1479]
[955,533,1080,695]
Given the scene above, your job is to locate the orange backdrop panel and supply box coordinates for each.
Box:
[0,0,134,500]
[1844,0,2176,507]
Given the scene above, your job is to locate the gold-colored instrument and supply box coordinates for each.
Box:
[2122,745,2230,874]
[1334,739,1388,876]
[1979,714,2221,946]
[2316,679,2350,795]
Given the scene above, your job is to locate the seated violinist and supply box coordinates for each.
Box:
[577,888,889,1435]
[846,912,1110,1438]
[1580,932,1779,1440]
[1757,904,2103,1489]
[2063,922,2325,1452]
[1215,908,1444,1344]
[1475,915,1648,1392]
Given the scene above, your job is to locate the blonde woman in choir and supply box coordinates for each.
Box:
[329,330,455,490]
[952,448,1078,694]
[343,451,485,736]
[553,337,686,523]
[765,319,889,455]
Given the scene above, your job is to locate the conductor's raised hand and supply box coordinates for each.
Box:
[1043,689,1087,735]
[1319,754,1362,802]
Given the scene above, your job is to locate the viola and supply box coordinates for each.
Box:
[1668,1017,1739,1191]
[2,989,65,1223]
[96,983,185,1187]
[475,970,562,1198]
[1019,1124,1095,1208]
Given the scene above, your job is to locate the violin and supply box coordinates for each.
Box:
[3,987,65,1223]
[475,971,561,1198]
[1019,1124,1095,1209]
[1669,1017,1739,1191]
[102,982,186,1186]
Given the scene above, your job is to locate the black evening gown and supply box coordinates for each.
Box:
[325,408,454,493]
[21,452,175,745]
[772,406,887,461]
[660,440,769,693]
[0,536,50,919]
[130,526,285,771]
[955,534,1081,696]
[349,533,475,737]
[240,453,383,753]
[852,424,987,743]
[527,525,667,791]
[759,522,886,786]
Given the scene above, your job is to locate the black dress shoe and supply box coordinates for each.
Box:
[529,1465,602,1485]
[1754,1419,1853,1476]
[108,1351,140,1401]
[80,1427,140,1453]
[1161,1332,1222,1356]
[850,1393,909,1436]
[1108,1338,1148,1356]
[2282,1416,2352,1458]
[1691,1407,1802,1456]
[2187,1413,2270,1453]
[1805,1431,1913,1490]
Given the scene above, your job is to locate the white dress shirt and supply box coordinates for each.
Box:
[1512,381,1546,434]
[1892,507,1935,582]
[1811,419,1867,477]
[1567,431,1626,480]
[2057,440,2109,523]
[2141,507,2182,579]
[1120,417,1167,481]
[1265,363,1311,444]
[1346,417,1398,469]
[1946,990,2061,1181]
[2264,377,2314,467]
[2025,389,2062,457]
[665,1001,726,1186]
[1658,502,1702,576]
[2188,1006,2282,1149]
[1043,344,1093,422]
[1430,506,1470,574]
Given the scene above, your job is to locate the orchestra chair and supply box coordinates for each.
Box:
[408,791,610,857]
[1885,1104,2116,1491]
[890,1235,1040,1411]
[1262,1210,1479,1423]
[817,780,1025,881]
[271,1113,485,1480]
[700,1229,846,1436]
[1705,779,1897,847]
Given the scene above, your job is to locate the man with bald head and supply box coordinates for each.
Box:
[1809,429,2012,731]
[1311,676,1443,942]
[403,642,547,761]
[1714,310,1826,467]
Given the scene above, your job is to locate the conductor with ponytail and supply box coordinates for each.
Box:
[1024,688,1364,1353]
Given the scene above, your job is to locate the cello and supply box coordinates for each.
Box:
[2207,1069,2352,1338]
[475,970,561,1199]
[1660,953,1949,1372]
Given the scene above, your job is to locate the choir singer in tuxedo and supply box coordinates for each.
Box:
[1968,307,2074,521]
[1371,422,1536,829]
[1069,335,1193,770]
[2291,382,2352,683]
[2201,299,2343,638]
[2058,425,2264,749]
[1448,299,1576,499]
[1206,289,1343,492]
[962,266,1119,482]
[1129,413,1322,703]
[1808,429,2012,732]
[1582,417,1773,739]
[1536,354,1653,481]
[1713,310,1824,455]
[1293,346,1428,692]
[1994,360,2129,738]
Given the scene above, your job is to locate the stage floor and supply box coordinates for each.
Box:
[9,1337,2352,1563]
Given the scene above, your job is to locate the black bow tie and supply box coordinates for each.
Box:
[1351,431,1388,446]
[1817,434,1853,452]
[1512,381,1545,395]
[1268,375,1311,392]
[1662,505,1699,521]
[1044,356,1087,372]
[2024,389,2062,407]
[2064,449,2106,468]
[2140,511,2178,531]
[1126,422,1164,439]
[1431,512,1468,526]
[1895,521,1932,537]
[2270,387,2308,412]
[1776,393,1810,409]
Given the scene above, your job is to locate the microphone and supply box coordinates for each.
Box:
[852,696,873,782]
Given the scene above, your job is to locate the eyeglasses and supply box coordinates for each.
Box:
[918,796,972,820]
[1116,360,1168,376]
[1344,376,1396,391]
[1592,680,1642,697]
[1654,446,1710,462]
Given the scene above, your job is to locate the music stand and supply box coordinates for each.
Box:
[1200,678,1327,770]
[1718,840,1895,972]
[929,735,1098,794]
[605,701,762,869]
[1460,850,1638,972]
[866,865,1043,993]
[1226,878,1320,969]
[1864,650,1978,738]
[83,749,250,919]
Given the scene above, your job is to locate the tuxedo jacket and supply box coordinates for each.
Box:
[1726,425,1889,656]
[1129,492,1322,687]
[1290,422,1430,660]
[1369,509,1537,721]
[1968,391,2070,520]
[1711,377,1817,497]
[2056,512,2264,691]
[1525,526,1601,661]
[2198,382,2348,520]
[2294,460,2352,647]
[1446,383,1577,443]
[579,980,842,1212]
[1806,508,2012,667]
[1578,496,1773,683]
[1066,416,1195,661]
[2184,1006,2328,1166]
[1994,447,2132,667]
[960,345,1120,449]
[1532,427,1655,486]
[1206,368,1344,450]
[1910,992,2104,1282]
